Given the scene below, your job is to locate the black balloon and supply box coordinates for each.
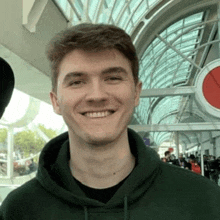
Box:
[0,57,15,118]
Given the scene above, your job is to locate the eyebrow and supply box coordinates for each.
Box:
[62,66,128,85]
[101,67,128,75]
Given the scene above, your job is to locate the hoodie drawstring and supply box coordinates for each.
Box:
[84,206,88,220]
[83,196,128,220]
[124,196,128,220]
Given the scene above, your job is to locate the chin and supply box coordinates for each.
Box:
[83,131,119,146]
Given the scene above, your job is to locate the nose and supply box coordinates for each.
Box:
[85,80,108,103]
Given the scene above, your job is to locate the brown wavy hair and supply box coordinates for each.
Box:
[46,23,139,92]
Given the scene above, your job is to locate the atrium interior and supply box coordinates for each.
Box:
[0,0,220,203]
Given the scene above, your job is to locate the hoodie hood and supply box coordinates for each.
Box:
[36,128,161,209]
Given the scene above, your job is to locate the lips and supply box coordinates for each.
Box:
[82,110,115,118]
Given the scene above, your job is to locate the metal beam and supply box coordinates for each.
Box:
[67,0,82,21]
[95,0,105,23]
[140,86,195,98]
[22,0,48,32]
[129,122,220,132]
[175,131,180,158]
[156,34,202,71]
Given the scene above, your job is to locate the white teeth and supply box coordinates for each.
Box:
[84,111,112,118]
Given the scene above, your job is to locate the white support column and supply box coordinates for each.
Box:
[175,131,180,158]
[200,132,204,176]
[7,127,14,178]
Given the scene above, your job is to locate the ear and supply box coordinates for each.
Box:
[134,81,142,107]
[50,91,61,115]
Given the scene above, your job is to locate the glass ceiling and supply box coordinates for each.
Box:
[52,0,218,146]
[53,0,161,34]
[137,12,204,145]
[134,12,204,130]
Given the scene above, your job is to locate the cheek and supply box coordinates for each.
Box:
[57,95,72,112]
[121,90,137,108]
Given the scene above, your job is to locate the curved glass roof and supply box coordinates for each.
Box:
[136,12,205,145]
[53,0,161,34]
[139,12,204,90]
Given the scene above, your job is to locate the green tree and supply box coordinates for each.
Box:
[0,128,7,144]
[38,124,57,139]
[14,130,45,157]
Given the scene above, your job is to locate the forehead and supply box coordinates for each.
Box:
[58,49,132,79]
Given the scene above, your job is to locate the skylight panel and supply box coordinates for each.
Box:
[180,45,195,54]
[151,96,181,124]
[155,132,170,143]
[153,41,165,54]
[148,0,160,8]
[112,0,126,21]
[181,33,198,41]
[54,0,73,20]
[131,1,146,24]
[88,0,100,20]
[173,76,187,84]
[160,115,176,124]
[184,12,204,26]
[166,33,177,42]
[74,0,83,15]
[129,0,140,9]
[104,0,115,8]
[118,9,129,27]
[135,99,151,124]
[162,20,183,36]
[126,22,133,33]
[153,75,173,88]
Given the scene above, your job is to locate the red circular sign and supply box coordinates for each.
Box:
[168,147,173,153]
[202,66,220,109]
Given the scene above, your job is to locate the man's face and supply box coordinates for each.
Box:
[50,49,142,145]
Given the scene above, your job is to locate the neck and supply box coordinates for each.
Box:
[69,131,135,189]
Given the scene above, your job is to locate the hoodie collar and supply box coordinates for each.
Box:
[36,128,161,207]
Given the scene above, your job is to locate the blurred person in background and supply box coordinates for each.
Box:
[189,154,201,175]
[173,153,188,169]
[162,150,173,164]
[207,156,219,185]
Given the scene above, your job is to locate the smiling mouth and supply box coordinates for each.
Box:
[82,110,115,118]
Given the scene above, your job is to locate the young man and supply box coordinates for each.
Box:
[1,23,220,220]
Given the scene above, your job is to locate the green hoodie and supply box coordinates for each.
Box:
[1,128,220,219]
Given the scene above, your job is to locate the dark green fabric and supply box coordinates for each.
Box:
[1,128,220,219]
